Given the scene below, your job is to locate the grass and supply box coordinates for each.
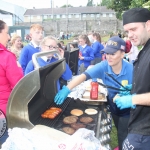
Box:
[110,123,118,149]
[59,35,110,45]
[102,35,110,42]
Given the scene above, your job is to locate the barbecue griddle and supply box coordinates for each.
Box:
[6,51,111,147]
[54,99,100,135]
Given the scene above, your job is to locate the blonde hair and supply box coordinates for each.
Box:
[10,34,21,45]
[40,36,58,47]
[30,24,43,33]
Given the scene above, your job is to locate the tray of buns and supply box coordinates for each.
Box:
[53,100,100,135]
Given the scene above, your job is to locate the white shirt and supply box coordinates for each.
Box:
[30,40,40,48]
[82,44,87,48]
[128,42,139,62]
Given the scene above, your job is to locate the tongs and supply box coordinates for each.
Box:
[97,82,127,91]
[97,72,131,92]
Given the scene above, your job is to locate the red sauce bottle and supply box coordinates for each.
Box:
[90,81,98,100]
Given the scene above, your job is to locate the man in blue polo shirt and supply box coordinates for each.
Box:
[54,36,133,149]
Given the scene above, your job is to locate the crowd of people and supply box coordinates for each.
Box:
[0,7,150,150]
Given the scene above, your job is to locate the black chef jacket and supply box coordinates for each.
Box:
[128,39,150,135]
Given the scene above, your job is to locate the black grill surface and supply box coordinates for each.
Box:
[54,99,100,135]
[31,97,72,127]
[30,98,100,135]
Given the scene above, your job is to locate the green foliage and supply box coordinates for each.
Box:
[130,0,149,8]
[61,4,73,8]
[101,0,150,19]
[143,0,150,9]
[87,0,94,6]
[110,123,118,149]
[101,0,112,6]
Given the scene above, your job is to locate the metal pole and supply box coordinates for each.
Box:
[66,0,68,34]
[52,0,53,20]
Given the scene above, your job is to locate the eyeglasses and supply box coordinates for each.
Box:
[45,45,59,49]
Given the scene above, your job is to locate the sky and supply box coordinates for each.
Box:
[4,0,101,9]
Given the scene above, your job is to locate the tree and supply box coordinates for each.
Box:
[101,0,111,6]
[130,0,149,8]
[107,0,131,19]
[143,0,150,9]
[87,0,94,6]
[101,0,149,19]
[61,4,73,8]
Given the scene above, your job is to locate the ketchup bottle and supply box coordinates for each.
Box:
[90,79,99,100]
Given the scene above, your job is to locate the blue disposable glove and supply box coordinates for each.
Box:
[115,94,136,110]
[54,85,71,105]
[119,84,132,96]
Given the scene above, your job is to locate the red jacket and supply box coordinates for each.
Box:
[0,43,23,114]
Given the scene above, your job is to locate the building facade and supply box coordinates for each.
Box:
[0,0,26,26]
[24,6,116,23]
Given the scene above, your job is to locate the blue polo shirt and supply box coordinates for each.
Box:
[25,57,72,91]
[84,60,133,117]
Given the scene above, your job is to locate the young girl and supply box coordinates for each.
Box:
[78,34,94,74]
[91,32,104,65]
[10,35,22,60]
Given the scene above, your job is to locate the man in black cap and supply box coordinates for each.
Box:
[114,8,150,149]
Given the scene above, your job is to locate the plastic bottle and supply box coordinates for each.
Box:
[90,80,99,100]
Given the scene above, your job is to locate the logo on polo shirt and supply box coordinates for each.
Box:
[122,80,128,86]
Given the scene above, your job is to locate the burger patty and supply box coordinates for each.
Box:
[62,127,75,135]
[71,123,86,130]
[63,116,78,124]
[80,116,93,124]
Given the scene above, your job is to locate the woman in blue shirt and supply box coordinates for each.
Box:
[91,32,104,65]
[25,36,72,91]
[54,36,133,150]
[78,34,94,74]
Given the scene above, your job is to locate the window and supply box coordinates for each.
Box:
[96,14,100,18]
[44,15,47,19]
[56,15,60,18]
[91,14,94,17]
[109,14,113,17]
[62,15,66,18]
[102,14,106,17]
[37,16,40,19]
[83,14,86,18]
[75,14,79,18]
[68,14,72,18]
[27,16,30,20]
[31,16,33,19]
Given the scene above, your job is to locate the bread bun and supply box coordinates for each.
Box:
[70,109,83,116]
[85,108,98,115]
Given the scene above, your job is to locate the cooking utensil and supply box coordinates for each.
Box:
[105,72,130,91]
[97,82,127,91]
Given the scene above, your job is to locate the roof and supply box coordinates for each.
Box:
[24,6,115,16]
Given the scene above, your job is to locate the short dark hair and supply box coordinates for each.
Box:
[0,20,6,33]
